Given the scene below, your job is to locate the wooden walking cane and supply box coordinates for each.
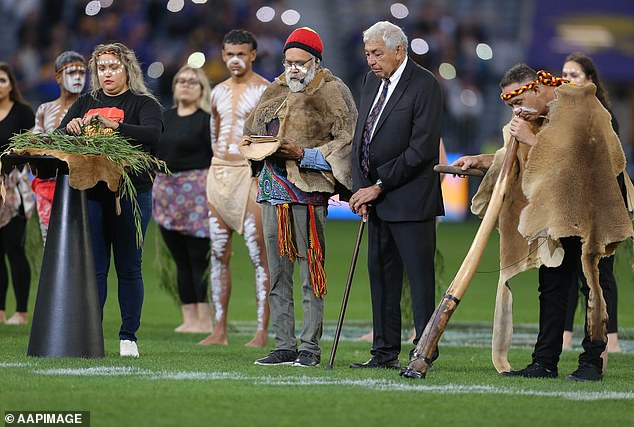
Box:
[327,217,367,369]
[401,137,520,379]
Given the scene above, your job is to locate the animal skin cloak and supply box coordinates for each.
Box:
[472,83,634,372]
[240,68,357,195]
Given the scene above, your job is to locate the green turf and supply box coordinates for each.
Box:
[1,220,633,426]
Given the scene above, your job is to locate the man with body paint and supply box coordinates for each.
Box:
[198,29,271,348]
[32,51,86,242]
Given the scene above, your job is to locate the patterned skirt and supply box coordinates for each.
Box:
[152,168,210,238]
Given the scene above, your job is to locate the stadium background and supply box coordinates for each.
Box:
[3,0,633,220]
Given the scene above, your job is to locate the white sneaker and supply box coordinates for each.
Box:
[120,340,139,357]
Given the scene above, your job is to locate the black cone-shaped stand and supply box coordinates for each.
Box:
[27,172,104,358]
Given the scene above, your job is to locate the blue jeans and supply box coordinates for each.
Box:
[88,190,151,342]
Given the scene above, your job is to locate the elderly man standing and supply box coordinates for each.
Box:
[349,21,444,369]
[240,27,357,367]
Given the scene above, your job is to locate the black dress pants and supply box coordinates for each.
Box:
[367,212,436,362]
[564,255,617,333]
[533,237,606,371]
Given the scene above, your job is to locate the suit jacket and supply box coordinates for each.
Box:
[352,58,444,222]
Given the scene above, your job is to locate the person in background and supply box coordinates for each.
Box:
[152,65,213,334]
[198,29,271,348]
[561,52,625,354]
[0,62,35,325]
[60,43,162,357]
[32,51,87,243]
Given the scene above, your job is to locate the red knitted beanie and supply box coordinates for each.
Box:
[283,27,323,60]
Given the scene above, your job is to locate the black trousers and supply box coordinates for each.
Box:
[564,255,617,333]
[367,213,436,362]
[159,226,210,304]
[533,237,606,371]
[0,216,30,312]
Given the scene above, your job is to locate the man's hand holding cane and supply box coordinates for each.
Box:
[350,184,382,221]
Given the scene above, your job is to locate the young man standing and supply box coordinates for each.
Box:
[199,30,271,347]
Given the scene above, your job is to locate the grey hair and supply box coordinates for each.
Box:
[363,21,408,51]
[88,42,159,104]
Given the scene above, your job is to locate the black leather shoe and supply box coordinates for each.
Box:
[500,362,557,378]
[350,357,400,369]
[565,363,602,382]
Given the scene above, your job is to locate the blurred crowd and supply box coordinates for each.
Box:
[1,0,631,163]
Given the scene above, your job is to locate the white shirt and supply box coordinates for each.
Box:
[368,57,408,139]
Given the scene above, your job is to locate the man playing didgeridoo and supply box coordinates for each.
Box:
[453,64,633,381]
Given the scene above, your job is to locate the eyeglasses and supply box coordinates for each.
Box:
[176,78,201,87]
[282,57,313,70]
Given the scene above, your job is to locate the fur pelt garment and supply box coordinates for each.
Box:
[10,148,123,192]
[242,68,357,194]
[472,83,634,372]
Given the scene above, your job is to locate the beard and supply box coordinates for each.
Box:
[286,64,317,93]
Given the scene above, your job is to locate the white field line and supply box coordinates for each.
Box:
[31,366,634,401]
[0,362,32,368]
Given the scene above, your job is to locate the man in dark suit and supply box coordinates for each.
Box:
[349,21,444,369]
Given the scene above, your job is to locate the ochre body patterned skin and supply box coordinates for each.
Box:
[200,65,271,348]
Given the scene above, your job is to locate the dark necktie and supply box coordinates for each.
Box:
[360,79,390,177]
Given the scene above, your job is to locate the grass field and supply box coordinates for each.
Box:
[1,220,633,427]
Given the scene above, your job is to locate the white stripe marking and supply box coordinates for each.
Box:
[30,366,634,401]
[0,362,31,367]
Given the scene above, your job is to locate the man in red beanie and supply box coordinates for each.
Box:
[240,27,357,367]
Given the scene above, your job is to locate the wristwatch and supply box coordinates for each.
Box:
[375,179,384,190]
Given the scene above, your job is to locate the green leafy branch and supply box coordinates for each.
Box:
[6,126,168,246]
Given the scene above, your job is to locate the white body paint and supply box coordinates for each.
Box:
[206,75,270,334]
[285,64,316,93]
[226,57,247,76]
[210,79,268,159]
[62,65,86,94]
[209,216,230,322]
[242,213,268,331]
[513,106,537,115]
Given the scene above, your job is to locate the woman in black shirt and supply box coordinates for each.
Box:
[0,62,35,325]
[153,65,213,333]
[60,43,162,357]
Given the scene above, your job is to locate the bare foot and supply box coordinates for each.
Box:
[197,331,228,346]
[245,330,268,347]
[607,333,621,353]
[359,331,373,342]
[5,312,28,325]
